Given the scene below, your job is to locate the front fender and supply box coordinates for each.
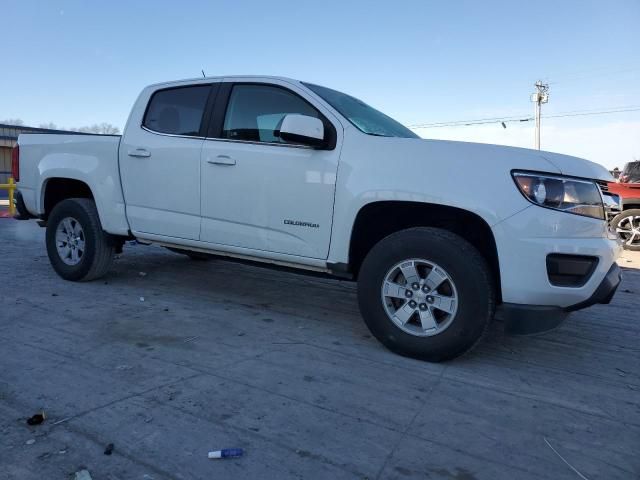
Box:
[327,136,543,264]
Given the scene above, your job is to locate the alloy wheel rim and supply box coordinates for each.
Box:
[55,217,86,266]
[616,214,640,247]
[381,259,458,337]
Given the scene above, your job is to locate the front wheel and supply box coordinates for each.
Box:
[357,227,495,362]
[611,209,640,251]
[46,198,115,281]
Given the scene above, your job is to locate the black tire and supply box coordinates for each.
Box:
[611,209,640,251]
[46,198,115,281]
[357,227,495,362]
[166,247,212,261]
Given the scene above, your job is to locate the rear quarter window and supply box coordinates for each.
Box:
[143,85,210,136]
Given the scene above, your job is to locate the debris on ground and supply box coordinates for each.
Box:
[544,437,590,480]
[74,469,93,480]
[25,439,36,445]
[138,272,147,277]
[208,448,244,459]
[26,411,46,425]
[139,297,145,302]
[104,443,114,455]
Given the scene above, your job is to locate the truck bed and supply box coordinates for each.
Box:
[17,133,129,234]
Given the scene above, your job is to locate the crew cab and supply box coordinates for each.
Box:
[609,161,640,250]
[12,76,623,361]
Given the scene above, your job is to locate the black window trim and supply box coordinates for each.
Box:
[205,82,337,150]
[141,83,220,140]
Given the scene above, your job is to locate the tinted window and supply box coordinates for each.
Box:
[222,85,319,143]
[303,82,418,139]
[143,85,210,136]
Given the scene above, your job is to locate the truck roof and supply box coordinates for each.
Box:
[147,75,301,89]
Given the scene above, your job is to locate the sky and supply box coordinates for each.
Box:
[2,0,639,169]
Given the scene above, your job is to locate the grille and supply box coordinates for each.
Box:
[596,180,610,192]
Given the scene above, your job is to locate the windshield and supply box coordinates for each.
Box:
[303,83,419,139]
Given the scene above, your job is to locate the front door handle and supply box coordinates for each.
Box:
[128,148,151,158]
[207,155,236,166]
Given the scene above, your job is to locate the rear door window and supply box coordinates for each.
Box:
[143,85,211,136]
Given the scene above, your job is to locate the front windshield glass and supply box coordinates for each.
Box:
[303,83,418,139]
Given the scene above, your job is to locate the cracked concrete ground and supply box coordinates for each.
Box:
[0,219,638,480]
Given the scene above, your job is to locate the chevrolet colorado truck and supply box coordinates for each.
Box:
[12,76,623,361]
[609,161,640,250]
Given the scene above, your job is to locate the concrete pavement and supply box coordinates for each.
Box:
[0,219,638,479]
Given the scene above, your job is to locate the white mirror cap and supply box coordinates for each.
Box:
[280,114,324,141]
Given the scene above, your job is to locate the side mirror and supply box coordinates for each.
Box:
[278,114,325,148]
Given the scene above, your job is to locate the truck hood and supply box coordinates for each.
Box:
[417,139,613,182]
[537,150,613,182]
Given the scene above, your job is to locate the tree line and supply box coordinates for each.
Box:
[1,118,120,135]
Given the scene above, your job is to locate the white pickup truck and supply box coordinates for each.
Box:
[13,76,623,361]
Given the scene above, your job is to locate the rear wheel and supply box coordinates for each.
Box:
[357,227,495,362]
[611,209,640,251]
[46,198,114,281]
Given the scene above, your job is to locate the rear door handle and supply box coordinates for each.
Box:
[128,148,151,158]
[207,155,236,166]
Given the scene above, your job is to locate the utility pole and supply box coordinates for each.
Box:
[531,81,549,150]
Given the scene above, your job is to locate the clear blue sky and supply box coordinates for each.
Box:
[3,0,639,165]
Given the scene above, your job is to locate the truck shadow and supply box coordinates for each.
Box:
[105,245,635,370]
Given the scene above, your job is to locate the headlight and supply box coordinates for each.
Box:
[512,171,604,220]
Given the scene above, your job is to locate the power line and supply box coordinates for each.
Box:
[411,117,534,128]
[409,114,533,128]
[409,105,640,129]
[545,107,640,119]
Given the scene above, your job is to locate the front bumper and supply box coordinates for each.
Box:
[492,205,622,308]
[492,205,623,335]
[502,262,622,334]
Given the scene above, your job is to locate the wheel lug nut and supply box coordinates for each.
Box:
[426,296,434,304]
[408,300,417,309]
[422,285,430,293]
[419,303,428,311]
[411,282,420,290]
[405,290,413,298]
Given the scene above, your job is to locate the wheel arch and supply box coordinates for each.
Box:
[347,201,502,302]
[621,200,640,210]
[42,177,94,219]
